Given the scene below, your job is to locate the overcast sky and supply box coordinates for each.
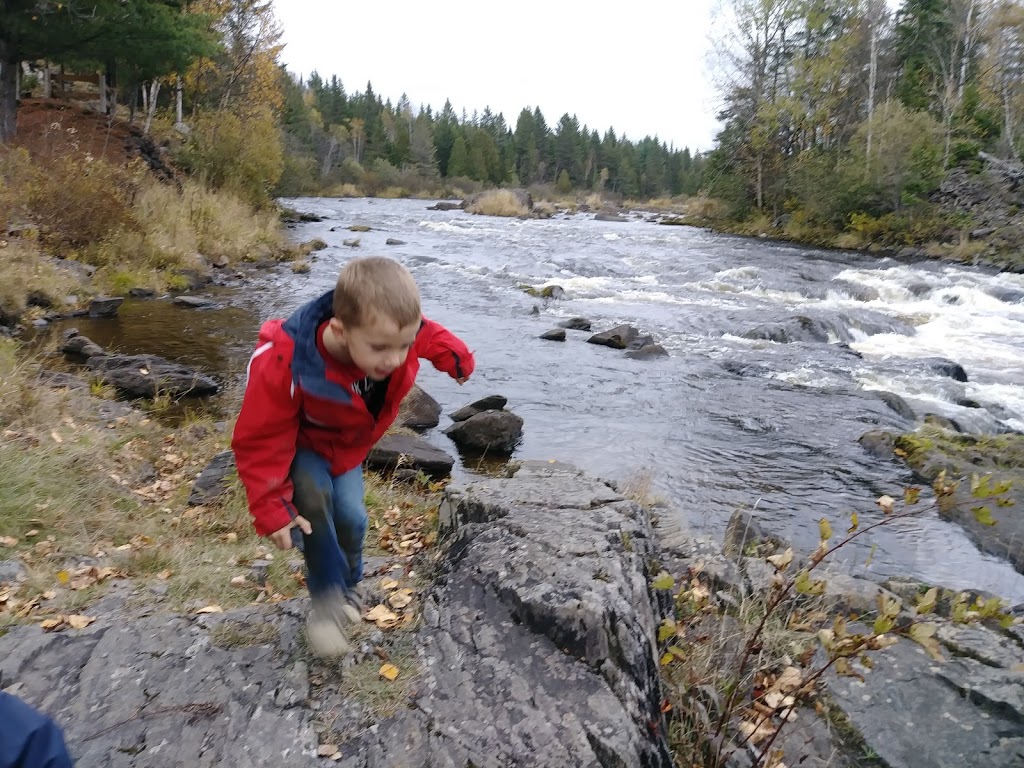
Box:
[273,0,723,151]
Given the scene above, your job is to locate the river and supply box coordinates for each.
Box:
[55,197,1024,602]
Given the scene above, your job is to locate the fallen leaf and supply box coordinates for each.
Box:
[0,536,18,548]
[39,618,64,631]
[230,575,249,586]
[221,532,238,543]
[877,495,896,515]
[57,570,70,584]
[67,614,95,629]
[195,605,223,614]
[317,744,340,758]
[50,431,63,444]
[365,603,401,628]
[380,578,399,591]
[773,666,802,694]
[766,548,794,571]
[379,663,400,681]
[41,590,57,600]
[156,569,173,580]
[737,717,775,744]
[25,529,39,538]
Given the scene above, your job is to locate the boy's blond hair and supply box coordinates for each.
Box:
[333,257,421,328]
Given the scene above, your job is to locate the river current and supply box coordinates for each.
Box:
[58,197,1024,601]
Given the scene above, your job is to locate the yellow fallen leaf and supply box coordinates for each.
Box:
[773,666,803,694]
[0,536,18,547]
[41,590,57,600]
[50,431,63,444]
[221,532,238,543]
[388,592,413,610]
[156,569,173,580]
[737,717,775,744]
[380,578,399,591]
[67,614,95,629]
[230,576,249,586]
[57,570,70,584]
[766,548,794,571]
[39,618,63,631]
[317,744,340,758]
[195,605,223,614]
[25,530,39,538]
[379,663,400,681]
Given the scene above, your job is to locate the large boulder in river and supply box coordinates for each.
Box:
[88,296,124,318]
[587,324,641,350]
[450,395,508,422]
[558,317,592,331]
[742,316,833,344]
[85,354,219,399]
[540,328,566,342]
[60,329,107,359]
[367,433,455,478]
[398,385,442,431]
[625,343,668,360]
[923,357,969,382]
[445,410,523,456]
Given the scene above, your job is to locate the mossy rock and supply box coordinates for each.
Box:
[518,284,565,299]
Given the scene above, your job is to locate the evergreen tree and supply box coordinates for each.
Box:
[447,134,470,177]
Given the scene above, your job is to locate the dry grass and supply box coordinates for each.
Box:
[0,241,86,324]
[465,189,529,217]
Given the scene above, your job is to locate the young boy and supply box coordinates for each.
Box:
[232,256,473,656]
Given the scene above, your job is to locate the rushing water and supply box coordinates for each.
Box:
[53,197,1024,601]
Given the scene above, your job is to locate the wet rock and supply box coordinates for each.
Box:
[26,289,54,309]
[450,395,508,422]
[173,295,220,309]
[521,284,565,299]
[594,211,629,222]
[427,201,463,211]
[85,354,219,399]
[625,343,669,360]
[366,433,455,478]
[60,329,107,359]
[188,451,236,506]
[529,304,540,316]
[722,509,785,559]
[819,572,898,616]
[719,360,771,378]
[385,238,405,246]
[398,385,442,431]
[540,328,566,341]
[347,225,371,232]
[0,603,320,767]
[87,296,124,318]
[742,315,832,344]
[128,287,155,299]
[587,324,641,350]
[923,357,969,382]
[558,317,592,331]
[871,391,916,421]
[923,413,963,432]
[342,238,360,248]
[444,410,524,456]
[827,623,1024,768]
[987,286,1024,304]
[300,238,328,253]
[0,559,27,586]
[830,279,881,302]
[858,430,896,459]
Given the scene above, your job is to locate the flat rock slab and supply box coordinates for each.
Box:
[188,450,236,506]
[173,295,222,310]
[366,433,454,478]
[337,461,671,766]
[0,602,319,767]
[397,385,441,431]
[86,354,219,399]
[827,622,1024,768]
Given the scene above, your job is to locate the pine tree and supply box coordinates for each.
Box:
[447,134,470,178]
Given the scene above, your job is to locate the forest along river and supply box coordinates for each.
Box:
[57,197,1024,602]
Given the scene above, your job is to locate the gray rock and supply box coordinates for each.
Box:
[427,201,463,211]
[722,509,785,559]
[625,343,669,360]
[38,371,89,391]
[129,287,155,299]
[173,295,220,309]
[450,395,508,422]
[444,410,523,456]
[924,413,963,432]
[587,324,641,350]
[385,238,405,245]
[87,296,124,318]
[32,318,49,328]
[366,433,455,478]
[188,451,236,506]
[540,328,566,341]
[871,391,916,421]
[60,329,107,359]
[0,558,27,586]
[86,354,219,399]
[557,317,592,331]
[0,604,320,767]
[827,626,1024,768]
[173,269,213,291]
[858,430,896,459]
[819,572,898,616]
[398,385,442,431]
[594,211,629,222]
[923,357,969,382]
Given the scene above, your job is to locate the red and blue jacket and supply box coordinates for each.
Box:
[231,290,474,536]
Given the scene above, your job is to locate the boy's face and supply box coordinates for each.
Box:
[328,315,419,380]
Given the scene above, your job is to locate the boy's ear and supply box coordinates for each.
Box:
[327,317,347,339]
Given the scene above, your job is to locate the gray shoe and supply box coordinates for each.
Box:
[307,590,357,657]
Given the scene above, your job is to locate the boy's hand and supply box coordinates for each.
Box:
[456,376,469,385]
[269,516,311,551]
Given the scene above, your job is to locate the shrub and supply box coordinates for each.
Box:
[178,107,284,208]
[465,189,529,217]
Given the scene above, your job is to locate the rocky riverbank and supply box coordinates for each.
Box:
[3,455,1022,767]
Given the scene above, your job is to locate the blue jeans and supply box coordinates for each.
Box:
[290,449,367,597]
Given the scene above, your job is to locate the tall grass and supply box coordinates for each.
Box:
[465,189,529,217]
